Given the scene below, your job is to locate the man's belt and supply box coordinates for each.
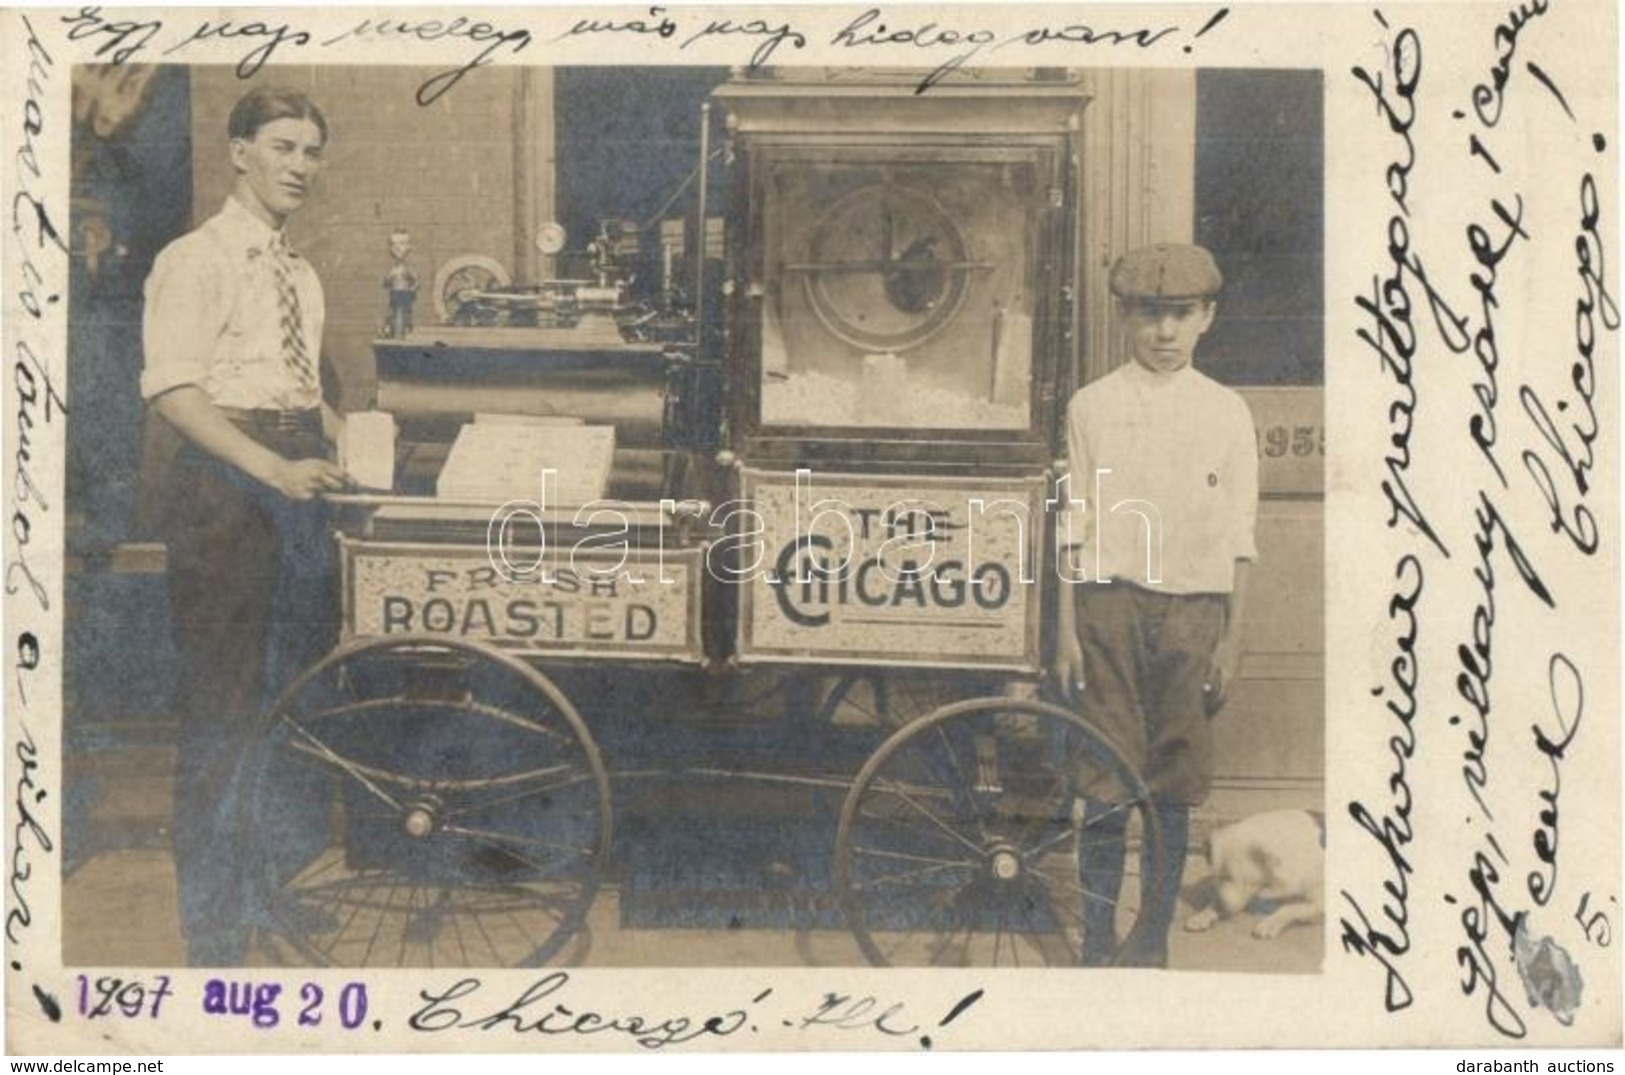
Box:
[218,406,322,435]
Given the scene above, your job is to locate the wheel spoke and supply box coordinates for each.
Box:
[927,723,994,841]
[872,896,967,966]
[279,717,402,810]
[1021,871,1084,927]
[446,825,594,878]
[439,886,462,963]
[850,857,976,894]
[850,844,974,870]
[1028,861,1120,913]
[467,899,502,964]
[1020,818,1079,863]
[324,878,371,959]
[827,677,886,725]
[856,805,965,849]
[438,822,599,863]
[1001,764,1073,852]
[286,725,581,796]
[361,880,401,966]
[440,769,597,820]
[1078,799,1137,834]
[895,680,958,722]
[867,780,986,857]
[925,923,967,966]
[289,847,346,885]
[463,699,573,746]
[506,908,545,957]
[401,886,425,965]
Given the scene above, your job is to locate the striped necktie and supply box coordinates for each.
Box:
[268,230,315,390]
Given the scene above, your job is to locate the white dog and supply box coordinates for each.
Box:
[1184,810,1324,939]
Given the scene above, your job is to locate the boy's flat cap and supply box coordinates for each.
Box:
[1109,243,1223,301]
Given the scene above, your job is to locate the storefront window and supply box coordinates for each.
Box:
[1194,69,1324,387]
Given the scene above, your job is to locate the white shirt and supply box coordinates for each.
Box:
[141,195,324,410]
[1063,361,1258,594]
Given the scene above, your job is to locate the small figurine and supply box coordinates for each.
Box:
[382,229,419,338]
[588,222,617,288]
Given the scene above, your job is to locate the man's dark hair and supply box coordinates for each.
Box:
[227,86,328,145]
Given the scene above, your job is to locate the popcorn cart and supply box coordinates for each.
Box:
[243,69,1164,969]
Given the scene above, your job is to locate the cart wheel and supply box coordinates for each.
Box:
[835,697,1161,967]
[242,636,611,968]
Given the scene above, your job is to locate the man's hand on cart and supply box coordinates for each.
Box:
[321,402,347,447]
[269,456,351,501]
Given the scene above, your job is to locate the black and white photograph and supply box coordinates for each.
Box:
[58,60,1325,974]
[4,0,1619,1057]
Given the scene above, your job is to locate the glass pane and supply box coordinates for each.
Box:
[759,158,1040,430]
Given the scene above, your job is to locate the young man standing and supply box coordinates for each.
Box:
[141,86,348,964]
[1055,243,1258,967]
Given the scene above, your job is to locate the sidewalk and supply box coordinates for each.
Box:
[64,738,1321,972]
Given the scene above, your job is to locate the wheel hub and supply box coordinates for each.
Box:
[989,844,1022,882]
[402,796,442,838]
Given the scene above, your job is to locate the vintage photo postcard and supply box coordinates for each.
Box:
[2,0,1620,1055]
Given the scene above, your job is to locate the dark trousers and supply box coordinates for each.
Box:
[160,417,336,963]
[1072,583,1225,966]
[1074,583,1225,805]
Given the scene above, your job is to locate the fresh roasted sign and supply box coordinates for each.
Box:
[346,541,703,661]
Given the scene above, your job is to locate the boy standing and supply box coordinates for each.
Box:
[1055,243,1258,967]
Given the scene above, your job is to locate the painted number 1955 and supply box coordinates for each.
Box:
[1257,424,1325,458]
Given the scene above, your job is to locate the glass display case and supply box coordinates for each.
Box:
[759,152,1042,430]
[717,72,1085,468]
